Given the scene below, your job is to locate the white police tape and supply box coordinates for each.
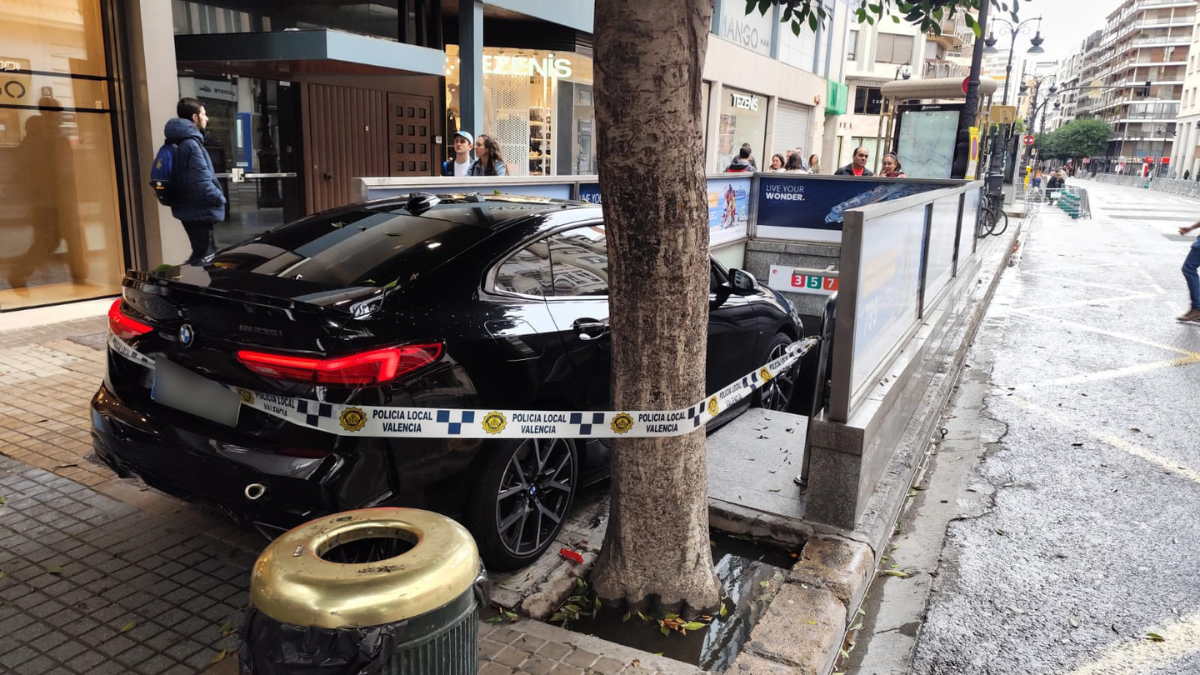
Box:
[108,334,817,439]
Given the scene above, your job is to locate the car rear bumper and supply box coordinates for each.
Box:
[90,382,395,533]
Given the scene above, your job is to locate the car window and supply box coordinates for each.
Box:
[547,225,608,297]
[494,239,554,296]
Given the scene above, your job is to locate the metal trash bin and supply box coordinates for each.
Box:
[239,507,487,675]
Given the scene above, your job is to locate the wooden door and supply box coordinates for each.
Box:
[388,93,435,176]
[302,83,389,214]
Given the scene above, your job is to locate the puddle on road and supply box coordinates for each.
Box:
[559,533,795,672]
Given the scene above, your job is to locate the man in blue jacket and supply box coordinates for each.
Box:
[165,98,226,264]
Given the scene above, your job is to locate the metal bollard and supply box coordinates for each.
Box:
[240,508,488,675]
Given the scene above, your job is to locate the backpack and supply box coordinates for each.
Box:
[149,140,188,206]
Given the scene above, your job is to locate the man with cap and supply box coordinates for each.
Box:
[442,130,474,177]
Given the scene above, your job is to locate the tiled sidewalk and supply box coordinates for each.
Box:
[0,318,689,675]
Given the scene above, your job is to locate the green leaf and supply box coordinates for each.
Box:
[665,613,680,621]
[564,604,582,614]
[760,581,770,587]
[550,612,566,623]
[850,622,863,631]
[892,15,901,23]
[857,608,866,616]
[808,12,818,31]
[882,570,909,578]
[219,620,233,635]
[485,616,505,624]
[622,611,632,622]
[45,565,64,575]
[576,577,585,589]
[0,495,7,504]
[637,611,649,622]
[120,621,137,633]
[0,571,5,580]
[791,20,802,36]
[681,621,707,631]
[1142,632,1165,642]
[210,649,228,664]
[720,603,729,618]
[660,626,671,637]
[869,3,882,14]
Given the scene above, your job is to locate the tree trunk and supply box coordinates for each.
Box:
[590,0,720,612]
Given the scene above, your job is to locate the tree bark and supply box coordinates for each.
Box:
[590,0,720,612]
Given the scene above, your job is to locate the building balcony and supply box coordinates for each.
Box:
[1133,36,1193,48]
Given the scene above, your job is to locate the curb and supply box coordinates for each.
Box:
[730,222,1024,675]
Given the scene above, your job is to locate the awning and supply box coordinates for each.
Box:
[175,29,446,79]
[880,76,999,101]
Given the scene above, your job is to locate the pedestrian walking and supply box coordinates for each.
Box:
[1178,220,1200,323]
[1047,171,1064,204]
[442,130,474,176]
[726,146,756,173]
[159,97,226,265]
[469,134,508,176]
[880,153,906,178]
[784,153,809,173]
[835,147,874,176]
[808,154,821,174]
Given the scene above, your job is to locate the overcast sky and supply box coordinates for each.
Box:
[1003,0,1127,63]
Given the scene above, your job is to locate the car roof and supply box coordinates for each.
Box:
[360,193,600,230]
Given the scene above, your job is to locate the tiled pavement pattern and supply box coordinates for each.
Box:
[0,316,687,675]
[478,623,695,675]
[0,454,253,675]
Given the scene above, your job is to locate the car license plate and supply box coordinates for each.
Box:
[151,358,241,427]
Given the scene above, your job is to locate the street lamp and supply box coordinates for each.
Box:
[984,16,1046,105]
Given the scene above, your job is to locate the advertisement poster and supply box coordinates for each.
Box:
[707,177,751,246]
[966,126,980,180]
[755,176,941,243]
[578,183,601,204]
[767,266,839,295]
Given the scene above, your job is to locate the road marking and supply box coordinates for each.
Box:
[1060,607,1200,675]
[1013,292,1160,314]
[1008,395,1200,486]
[1014,354,1200,389]
[1012,309,1200,360]
[1017,271,1156,294]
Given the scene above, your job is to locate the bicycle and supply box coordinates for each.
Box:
[979,190,1008,237]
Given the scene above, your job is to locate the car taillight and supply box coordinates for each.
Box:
[108,298,153,340]
[236,343,444,386]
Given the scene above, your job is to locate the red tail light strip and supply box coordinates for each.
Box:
[108,299,154,340]
[108,333,817,439]
[237,344,444,386]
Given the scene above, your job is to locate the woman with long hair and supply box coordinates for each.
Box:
[469,134,508,176]
[785,153,809,173]
[881,153,906,178]
[807,154,821,174]
[768,153,786,172]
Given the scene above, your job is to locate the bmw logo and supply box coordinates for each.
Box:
[179,323,195,347]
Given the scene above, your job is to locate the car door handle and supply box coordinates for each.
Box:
[573,318,609,341]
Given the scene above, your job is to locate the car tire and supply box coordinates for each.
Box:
[754,333,800,412]
[465,437,579,571]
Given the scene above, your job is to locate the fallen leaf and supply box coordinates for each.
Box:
[632,660,640,667]
[681,621,706,631]
[0,571,5,580]
[1142,632,1165,642]
[660,626,670,637]
[768,489,781,493]
[45,565,64,575]
[882,570,908,579]
[622,611,632,622]
[850,622,863,631]
[995,529,1007,536]
[559,548,584,564]
[0,495,6,504]
[1071,442,1084,447]
[120,621,137,633]
[720,603,729,618]
[1131,428,1141,433]
[55,463,78,470]
[1069,616,1080,628]
[806,620,818,625]
[484,616,505,624]
[760,581,770,587]
[210,649,228,664]
[219,620,233,636]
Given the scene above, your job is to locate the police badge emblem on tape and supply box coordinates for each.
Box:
[107,334,817,439]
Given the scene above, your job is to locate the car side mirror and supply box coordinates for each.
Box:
[729,269,758,294]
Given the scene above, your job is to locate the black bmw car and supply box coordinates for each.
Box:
[92,194,803,569]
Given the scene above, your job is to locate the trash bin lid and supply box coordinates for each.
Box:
[250,507,480,628]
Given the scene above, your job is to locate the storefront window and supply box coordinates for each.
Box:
[717,87,768,173]
[171,0,408,43]
[445,45,594,176]
[0,0,125,310]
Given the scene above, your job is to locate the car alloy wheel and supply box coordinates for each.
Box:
[495,437,576,558]
[759,341,798,412]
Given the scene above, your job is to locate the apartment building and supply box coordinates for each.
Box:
[1048,33,1097,131]
[1074,0,1195,173]
[1170,1,1200,179]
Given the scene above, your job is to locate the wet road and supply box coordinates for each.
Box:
[852,179,1200,675]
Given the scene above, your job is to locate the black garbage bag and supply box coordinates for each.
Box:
[238,606,403,675]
